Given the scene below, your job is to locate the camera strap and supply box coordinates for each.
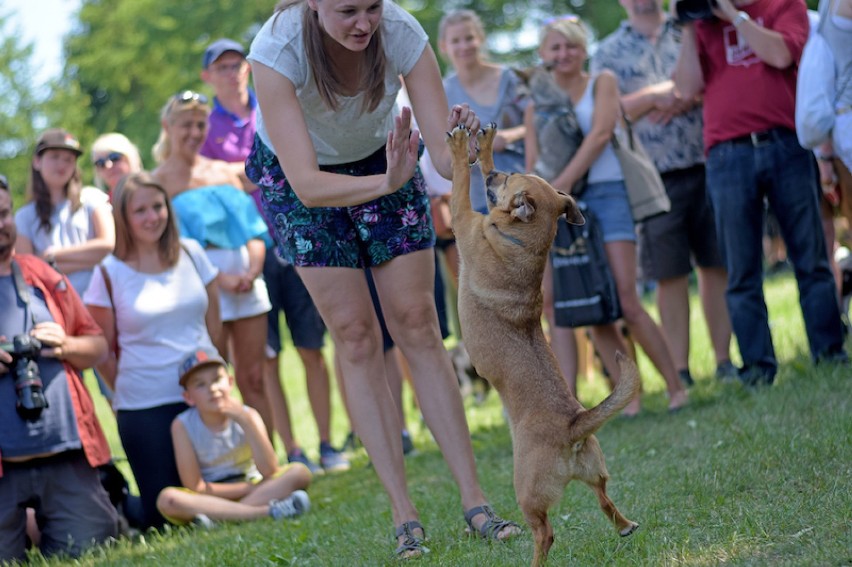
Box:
[10,260,36,331]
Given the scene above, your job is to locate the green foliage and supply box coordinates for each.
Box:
[0,11,42,206]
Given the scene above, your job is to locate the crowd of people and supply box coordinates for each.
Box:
[1,0,850,562]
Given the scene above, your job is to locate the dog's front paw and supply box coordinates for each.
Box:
[446,124,471,162]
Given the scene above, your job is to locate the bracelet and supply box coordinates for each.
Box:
[733,11,750,28]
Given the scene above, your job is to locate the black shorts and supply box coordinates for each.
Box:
[638,165,724,281]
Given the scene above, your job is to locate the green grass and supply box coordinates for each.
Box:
[29,272,852,566]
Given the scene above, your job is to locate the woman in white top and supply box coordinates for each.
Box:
[525,16,687,414]
[14,128,114,295]
[246,0,520,557]
[84,171,222,529]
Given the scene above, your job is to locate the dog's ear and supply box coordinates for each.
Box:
[559,192,585,226]
[510,191,535,222]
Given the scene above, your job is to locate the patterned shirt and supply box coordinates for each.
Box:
[592,17,704,173]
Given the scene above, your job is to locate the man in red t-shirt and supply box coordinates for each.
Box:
[673,0,847,385]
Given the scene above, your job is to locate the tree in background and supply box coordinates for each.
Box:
[2,0,822,188]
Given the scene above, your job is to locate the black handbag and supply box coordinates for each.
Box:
[550,203,621,328]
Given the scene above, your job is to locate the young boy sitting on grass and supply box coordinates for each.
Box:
[157,349,312,526]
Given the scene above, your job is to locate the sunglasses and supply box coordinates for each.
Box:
[543,14,581,26]
[173,90,208,105]
[93,152,125,169]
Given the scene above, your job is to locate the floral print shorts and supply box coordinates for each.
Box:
[246,135,435,268]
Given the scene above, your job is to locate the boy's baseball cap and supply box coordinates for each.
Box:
[34,128,83,157]
[178,348,226,386]
[203,38,246,69]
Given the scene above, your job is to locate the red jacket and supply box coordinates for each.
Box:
[0,254,111,477]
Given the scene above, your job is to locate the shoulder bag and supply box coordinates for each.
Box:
[611,111,671,223]
[550,203,621,328]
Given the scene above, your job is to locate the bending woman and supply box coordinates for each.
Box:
[84,172,222,529]
[152,92,273,430]
[246,0,520,558]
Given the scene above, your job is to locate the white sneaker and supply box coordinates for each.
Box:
[269,490,310,520]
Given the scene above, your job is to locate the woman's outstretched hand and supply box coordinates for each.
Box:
[385,106,421,193]
[447,103,481,163]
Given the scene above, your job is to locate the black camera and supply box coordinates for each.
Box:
[1,334,49,420]
[675,0,718,22]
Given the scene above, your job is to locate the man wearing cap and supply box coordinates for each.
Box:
[0,179,117,561]
[200,39,349,473]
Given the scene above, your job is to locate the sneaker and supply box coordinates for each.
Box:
[192,513,216,530]
[319,441,351,473]
[678,369,694,388]
[401,431,416,456]
[269,490,310,520]
[287,449,322,475]
[715,360,738,382]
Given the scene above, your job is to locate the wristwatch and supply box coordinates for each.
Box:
[733,11,751,28]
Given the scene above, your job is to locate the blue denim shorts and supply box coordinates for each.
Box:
[579,180,636,243]
[246,135,435,268]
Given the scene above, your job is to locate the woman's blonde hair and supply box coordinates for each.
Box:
[112,171,181,266]
[539,15,588,49]
[151,92,210,164]
[27,151,82,233]
[438,9,486,43]
[274,0,386,113]
[91,133,143,189]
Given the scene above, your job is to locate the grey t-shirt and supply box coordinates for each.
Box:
[248,0,428,165]
[0,272,81,458]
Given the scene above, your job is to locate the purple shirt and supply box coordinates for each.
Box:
[200,90,257,163]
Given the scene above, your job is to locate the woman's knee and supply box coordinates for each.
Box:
[332,317,381,364]
[387,302,442,348]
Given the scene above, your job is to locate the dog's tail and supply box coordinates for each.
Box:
[568,352,640,443]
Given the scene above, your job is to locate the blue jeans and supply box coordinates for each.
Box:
[706,128,845,381]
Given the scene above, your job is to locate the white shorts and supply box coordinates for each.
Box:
[204,246,272,322]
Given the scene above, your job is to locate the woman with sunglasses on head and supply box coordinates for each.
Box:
[246,0,521,558]
[91,133,143,200]
[152,91,273,435]
[14,128,115,296]
[84,172,222,529]
[526,16,687,414]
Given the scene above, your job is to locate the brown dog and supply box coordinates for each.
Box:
[447,124,640,566]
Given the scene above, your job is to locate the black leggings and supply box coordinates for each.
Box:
[117,402,187,529]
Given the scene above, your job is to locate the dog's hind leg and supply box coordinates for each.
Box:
[584,473,638,536]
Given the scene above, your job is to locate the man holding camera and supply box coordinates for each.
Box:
[0,180,117,561]
[672,0,847,385]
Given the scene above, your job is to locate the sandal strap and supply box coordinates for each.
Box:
[394,521,428,558]
[464,504,520,539]
[394,520,425,539]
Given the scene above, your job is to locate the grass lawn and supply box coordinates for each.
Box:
[31,272,852,566]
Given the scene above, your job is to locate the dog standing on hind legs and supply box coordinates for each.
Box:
[446,123,640,566]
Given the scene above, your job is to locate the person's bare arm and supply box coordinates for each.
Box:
[252,62,400,207]
[172,418,252,500]
[672,20,705,101]
[405,45,481,179]
[711,0,795,69]
[47,205,115,273]
[30,321,107,371]
[85,305,117,388]
[221,401,278,478]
